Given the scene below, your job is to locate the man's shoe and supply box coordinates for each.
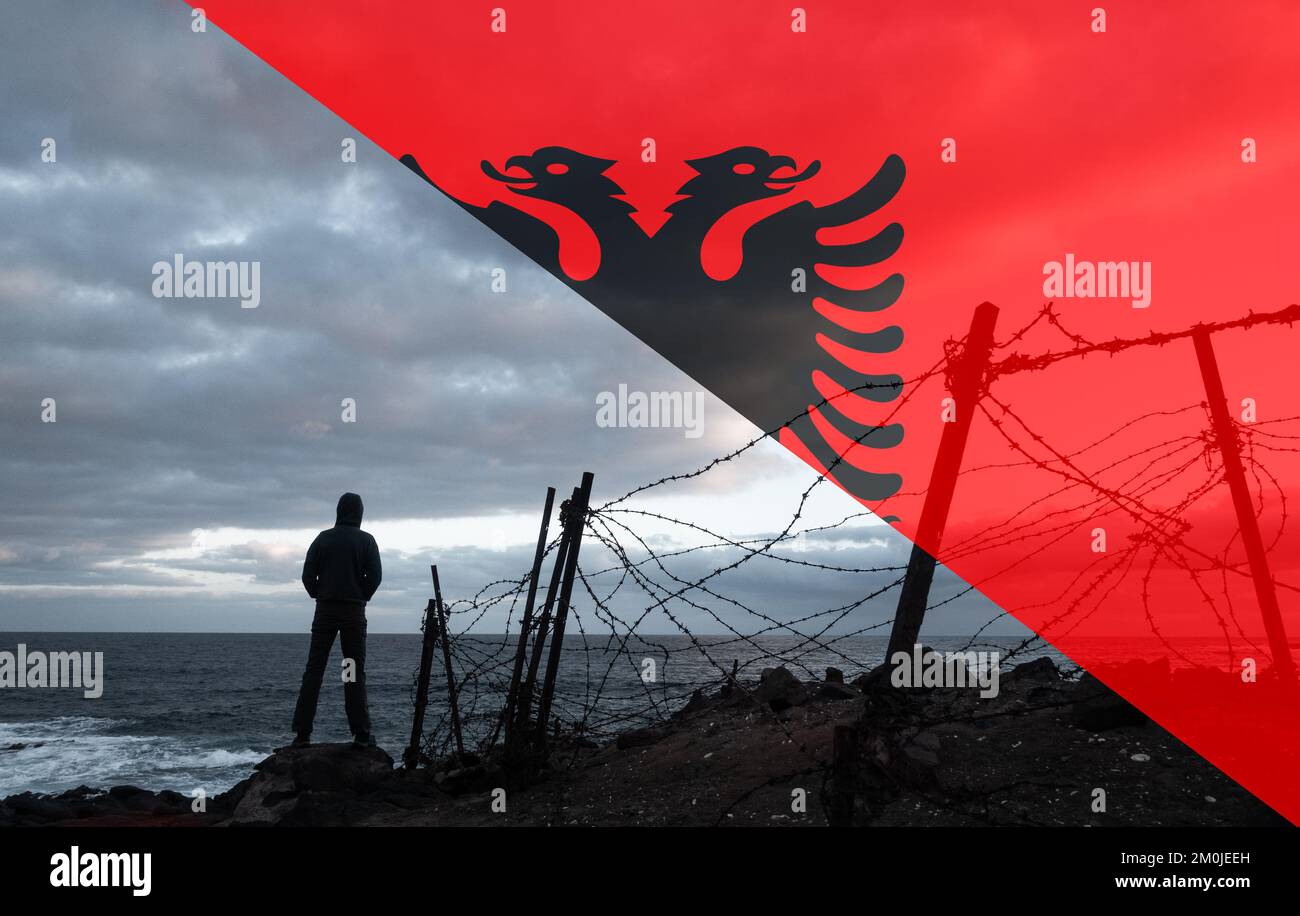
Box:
[291,732,311,747]
[352,733,377,749]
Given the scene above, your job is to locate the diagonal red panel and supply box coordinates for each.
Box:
[185,0,1300,822]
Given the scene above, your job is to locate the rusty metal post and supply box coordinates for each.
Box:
[885,302,1000,662]
[1192,328,1296,686]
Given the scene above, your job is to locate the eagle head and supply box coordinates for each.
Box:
[677,147,821,204]
[481,147,624,203]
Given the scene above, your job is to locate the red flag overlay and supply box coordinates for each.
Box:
[187,0,1300,822]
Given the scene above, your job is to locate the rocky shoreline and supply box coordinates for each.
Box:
[1,657,1286,827]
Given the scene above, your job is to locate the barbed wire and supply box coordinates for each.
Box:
[408,301,1299,823]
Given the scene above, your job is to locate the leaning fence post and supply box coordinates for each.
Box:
[514,493,575,741]
[403,598,440,769]
[499,487,557,748]
[885,302,1000,662]
[431,564,466,759]
[1192,328,1296,686]
[536,471,595,749]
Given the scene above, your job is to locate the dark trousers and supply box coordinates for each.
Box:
[291,600,371,737]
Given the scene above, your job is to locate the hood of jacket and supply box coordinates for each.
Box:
[335,492,364,527]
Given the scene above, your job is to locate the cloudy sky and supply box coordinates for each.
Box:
[0,0,1013,637]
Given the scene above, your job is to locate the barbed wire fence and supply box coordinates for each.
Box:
[404,299,1300,822]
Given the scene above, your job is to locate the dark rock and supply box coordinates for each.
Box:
[816,681,861,701]
[753,666,809,711]
[157,789,187,807]
[719,675,738,699]
[281,744,393,793]
[227,743,394,826]
[858,682,924,727]
[6,793,71,822]
[380,792,437,811]
[896,743,941,787]
[64,794,126,819]
[1070,674,1148,731]
[826,667,845,684]
[274,790,351,827]
[451,751,482,769]
[850,671,878,691]
[853,645,945,694]
[1026,685,1068,707]
[1006,657,1060,683]
[433,764,497,795]
[215,774,254,809]
[617,727,668,750]
[108,785,149,800]
[677,689,710,717]
[122,791,167,812]
[911,729,941,752]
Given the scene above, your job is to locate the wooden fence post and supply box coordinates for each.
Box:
[500,487,556,747]
[431,564,466,759]
[885,302,1000,662]
[1192,328,1296,686]
[402,597,440,769]
[536,471,595,749]
[513,490,576,740]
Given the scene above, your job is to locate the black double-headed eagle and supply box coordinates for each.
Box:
[403,147,906,501]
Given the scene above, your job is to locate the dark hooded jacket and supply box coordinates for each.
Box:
[301,493,382,605]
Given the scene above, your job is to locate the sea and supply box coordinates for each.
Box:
[0,631,1104,797]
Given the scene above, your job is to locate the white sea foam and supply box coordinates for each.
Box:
[0,717,266,796]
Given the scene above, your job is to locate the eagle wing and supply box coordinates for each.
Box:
[734,154,907,502]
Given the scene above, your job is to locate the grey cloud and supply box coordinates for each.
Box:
[0,0,1018,638]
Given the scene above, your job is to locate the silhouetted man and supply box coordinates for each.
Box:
[292,492,382,748]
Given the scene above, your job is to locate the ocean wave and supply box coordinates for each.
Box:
[152,746,267,771]
[0,716,132,740]
[0,720,269,797]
